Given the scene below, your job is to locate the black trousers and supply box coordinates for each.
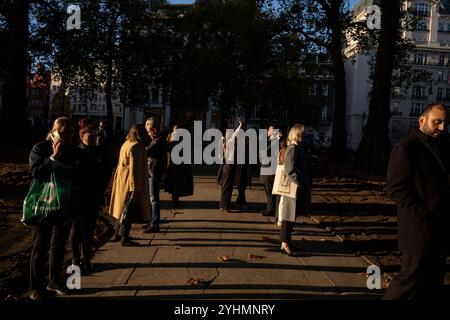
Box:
[382,251,447,300]
[220,164,236,210]
[30,222,70,291]
[280,221,295,243]
[69,207,99,262]
[261,175,276,212]
[236,166,248,206]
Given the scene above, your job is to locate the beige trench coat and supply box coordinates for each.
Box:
[109,140,151,221]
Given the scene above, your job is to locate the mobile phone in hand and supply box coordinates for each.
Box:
[51,131,61,144]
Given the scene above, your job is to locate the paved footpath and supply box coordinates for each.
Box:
[66,175,383,300]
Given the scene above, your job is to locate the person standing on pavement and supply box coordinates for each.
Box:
[383,103,450,300]
[260,124,282,217]
[27,117,80,300]
[279,124,311,256]
[143,117,168,233]
[219,118,244,212]
[96,120,109,148]
[109,125,151,246]
[165,124,194,208]
[70,123,111,271]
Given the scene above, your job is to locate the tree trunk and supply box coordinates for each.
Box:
[326,1,348,163]
[1,0,29,145]
[357,0,401,173]
[105,19,116,138]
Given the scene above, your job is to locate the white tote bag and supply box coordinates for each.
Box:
[271,164,297,198]
[278,195,296,223]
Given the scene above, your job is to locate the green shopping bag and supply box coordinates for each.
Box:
[22,165,72,225]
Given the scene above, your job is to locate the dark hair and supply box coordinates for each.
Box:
[126,124,148,143]
[421,103,447,117]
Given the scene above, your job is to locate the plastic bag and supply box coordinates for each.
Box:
[22,166,72,225]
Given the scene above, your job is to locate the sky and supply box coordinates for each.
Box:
[169,0,361,8]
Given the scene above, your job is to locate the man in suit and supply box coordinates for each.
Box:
[383,103,450,300]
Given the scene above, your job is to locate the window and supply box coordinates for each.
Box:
[439,23,445,31]
[320,83,328,96]
[414,37,425,44]
[414,53,425,64]
[411,103,424,116]
[415,3,428,15]
[392,102,400,114]
[321,106,327,123]
[447,24,450,32]
[438,71,445,81]
[410,120,418,129]
[437,88,443,100]
[392,120,400,131]
[413,86,426,99]
[439,55,445,66]
[416,20,427,30]
[446,88,450,100]
[308,84,316,96]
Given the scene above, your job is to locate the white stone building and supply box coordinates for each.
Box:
[49,75,123,132]
[345,0,450,150]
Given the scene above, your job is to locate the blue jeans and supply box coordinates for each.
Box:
[149,176,162,227]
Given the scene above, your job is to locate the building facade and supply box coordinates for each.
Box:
[49,75,123,133]
[345,0,450,150]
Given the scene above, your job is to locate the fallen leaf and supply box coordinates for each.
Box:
[358,272,370,278]
[187,278,201,285]
[248,254,265,260]
[217,256,230,262]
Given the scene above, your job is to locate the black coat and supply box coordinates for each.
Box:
[284,143,312,216]
[78,143,112,209]
[165,140,194,197]
[29,140,81,223]
[385,129,450,257]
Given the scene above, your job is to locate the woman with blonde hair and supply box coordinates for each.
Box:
[27,117,80,300]
[109,124,151,246]
[279,124,312,256]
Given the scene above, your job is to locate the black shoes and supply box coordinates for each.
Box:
[280,244,301,257]
[121,239,140,246]
[142,225,160,233]
[46,282,68,296]
[260,210,275,216]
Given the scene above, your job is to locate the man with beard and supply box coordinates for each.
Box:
[383,103,450,300]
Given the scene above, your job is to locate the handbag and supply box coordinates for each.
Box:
[120,196,141,224]
[271,164,297,198]
[22,167,72,225]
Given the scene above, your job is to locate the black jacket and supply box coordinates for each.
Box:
[145,134,168,177]
[29,140,81,222]
[284,143,312,216]
[29,140,80,183]
[78,143,112,209]
[385,128,450,256]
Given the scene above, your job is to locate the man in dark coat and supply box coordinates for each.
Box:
[383,103,450,300]
[259,124,283,216]
[143,117,168,233]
